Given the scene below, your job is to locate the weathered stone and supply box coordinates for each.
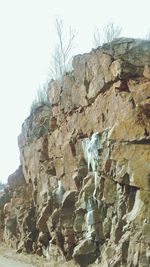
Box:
[37,202,53,232]
[103,178,117,204]
[87,74,105,99]
[103,38,150,67]
[2,38,150,266]
[38,231,50,247]
[73,239,99,267]
[74,209,86,233]
[8,166,25,188]
[60,74,75,112]
[72,53,91,85]
[48,80,61,105]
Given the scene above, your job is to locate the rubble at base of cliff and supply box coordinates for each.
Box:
[1,38,150,267]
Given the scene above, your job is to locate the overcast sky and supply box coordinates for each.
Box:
[0,0,150,183]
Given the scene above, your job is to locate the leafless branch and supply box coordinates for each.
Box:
[93,22,122,48]
[49,16,77,80]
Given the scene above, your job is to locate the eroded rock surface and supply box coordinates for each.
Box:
[1,38,150,266]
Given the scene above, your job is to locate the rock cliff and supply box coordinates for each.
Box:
[1,38,150,266]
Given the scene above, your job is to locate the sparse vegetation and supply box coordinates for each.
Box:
[30,16,76,114]
[30,85,50,114]
[49,16,77,80]
[93,21,122,48]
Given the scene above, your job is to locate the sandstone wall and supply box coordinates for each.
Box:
[1,38,150,266]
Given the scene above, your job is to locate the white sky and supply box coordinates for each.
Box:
[0,0,150,183]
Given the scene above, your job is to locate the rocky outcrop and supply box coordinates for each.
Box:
[1,38,150,266]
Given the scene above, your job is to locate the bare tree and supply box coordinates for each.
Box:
[93,26,102,48]
[49,16,77,80]
[104,22,122,43]
[93,22,122,48]
[30,17,76,114]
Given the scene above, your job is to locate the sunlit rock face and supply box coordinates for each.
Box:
[1,38,150,266]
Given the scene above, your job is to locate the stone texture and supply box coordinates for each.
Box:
[48,80,61,105]
[73,239,99,267]
[7,166,25,188]
[1,38,150,266]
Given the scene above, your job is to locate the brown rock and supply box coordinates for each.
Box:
[3,38,150,266]
[48,80,61,105]
[7,166,25,188]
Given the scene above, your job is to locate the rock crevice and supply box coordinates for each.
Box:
[1,38,150,267]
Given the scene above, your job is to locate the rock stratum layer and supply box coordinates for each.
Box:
[1,38,150,266]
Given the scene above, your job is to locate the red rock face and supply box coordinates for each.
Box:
[1,38,150,266]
